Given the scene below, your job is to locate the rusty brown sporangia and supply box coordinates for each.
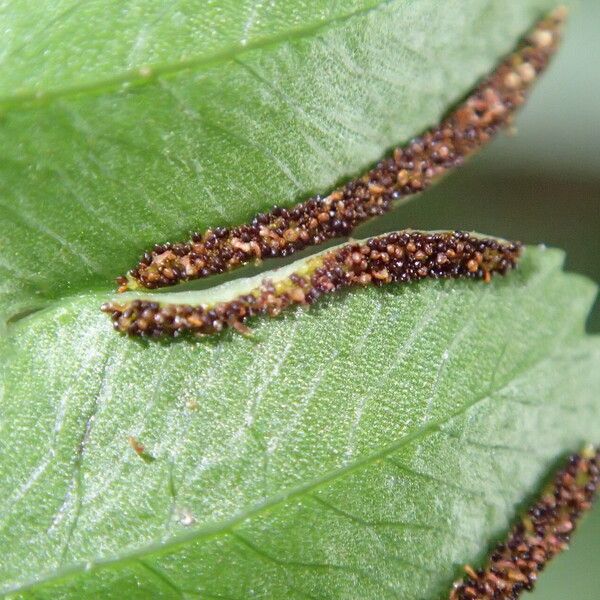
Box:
[102,10,565,338]
[115,9,563,295]
[449,447,599,600]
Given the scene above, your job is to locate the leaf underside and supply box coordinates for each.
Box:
[2,1,599,599]
[1,248,599,598]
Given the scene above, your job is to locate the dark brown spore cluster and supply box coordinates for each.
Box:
[450,446,600,600]
[103,231,520,337]
[117,10,563,293]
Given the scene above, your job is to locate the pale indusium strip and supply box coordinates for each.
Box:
[102,230,520,337]
[117,8,565,293]
[449,447,600,600]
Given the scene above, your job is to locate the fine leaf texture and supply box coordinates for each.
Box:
[0,247,599,598]
[0,0,555,319]
[2,1,599,599]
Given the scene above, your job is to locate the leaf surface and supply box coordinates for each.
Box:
[0,248,599,598]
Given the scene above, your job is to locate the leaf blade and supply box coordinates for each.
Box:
[1,247,598,598]
[0,0,556,317]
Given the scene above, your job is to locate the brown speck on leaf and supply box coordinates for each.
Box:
[128,435,155,463]
[128,435,145,455]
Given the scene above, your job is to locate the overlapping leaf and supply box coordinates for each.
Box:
[2,1,599,598]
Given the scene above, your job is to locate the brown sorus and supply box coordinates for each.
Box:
[102,230,521,338]
[450,445,600,600]
[117,9,564,293]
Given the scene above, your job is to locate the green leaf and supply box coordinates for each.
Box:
[0,0,555,318]
[1,247,599,598]
[3,2,599,598]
